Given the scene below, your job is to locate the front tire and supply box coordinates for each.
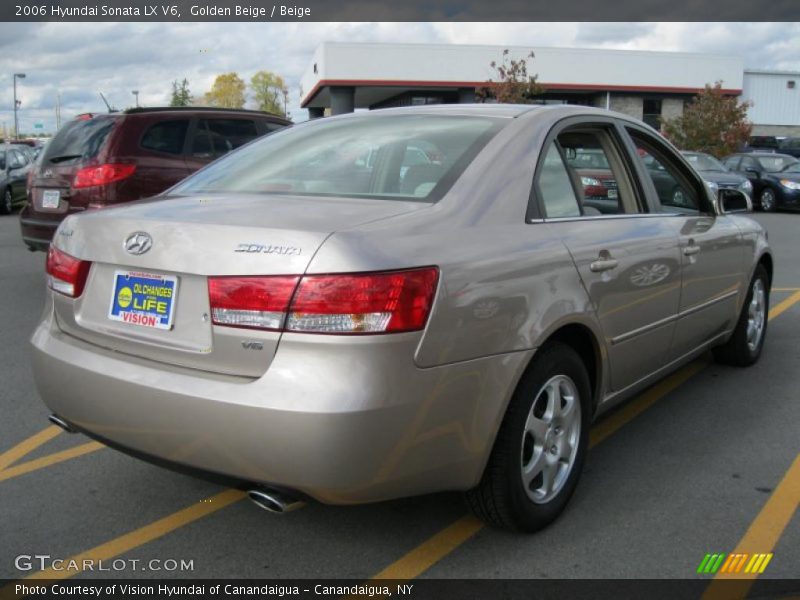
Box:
[759,188,777,212]
[0,188,12,215]
[713,265,769,367]
[466,342,590,532]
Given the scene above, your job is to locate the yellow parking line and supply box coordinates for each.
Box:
[360,290,800,585]
[772,287,800,292]
[10,286,800,586]
[769,290,800,320]
[702,452,800,600]
[0,426,62,472]
[0,441,104,483]
[17,489,246,582]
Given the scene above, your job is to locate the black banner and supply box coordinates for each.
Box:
[5,0,800,22]
[3,579,800,600]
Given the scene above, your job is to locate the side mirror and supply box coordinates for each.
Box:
[744,167,760,176]
[717,188,752,214]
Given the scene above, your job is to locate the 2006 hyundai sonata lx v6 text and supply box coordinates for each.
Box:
[33,104,772,532]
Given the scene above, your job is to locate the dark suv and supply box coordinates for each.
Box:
[20,107,290,251]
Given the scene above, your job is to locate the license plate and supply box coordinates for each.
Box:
[42,189,60,208]
[108,271,178,330]
[607,188,618,199]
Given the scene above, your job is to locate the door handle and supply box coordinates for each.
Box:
[683,245,700,256]
[590,258,619,272]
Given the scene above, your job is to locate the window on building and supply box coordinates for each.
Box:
[642,99,663,130]
[788,80,796,89]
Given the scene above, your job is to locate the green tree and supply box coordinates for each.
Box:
[169,79,192,107]
[662,82,752,158]
[204,73,246,109]
[250,70,287,116]
[476,50,545,104]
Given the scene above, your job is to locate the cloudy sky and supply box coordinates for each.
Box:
[1,21,799,133]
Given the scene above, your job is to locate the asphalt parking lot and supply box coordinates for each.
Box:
[0,212,798,589]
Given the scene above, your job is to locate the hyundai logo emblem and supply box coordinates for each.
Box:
[124,232,153,255]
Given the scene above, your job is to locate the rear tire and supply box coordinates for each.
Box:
[465,342,590,532]
[0,188,11,215]
[713,265,769,367]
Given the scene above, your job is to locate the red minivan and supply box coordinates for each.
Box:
[20,107,290,251]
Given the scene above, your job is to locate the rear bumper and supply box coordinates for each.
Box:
[31,298,531,504]
[19,207,62,249]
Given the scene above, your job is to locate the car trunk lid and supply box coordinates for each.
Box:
[51,193,428,377]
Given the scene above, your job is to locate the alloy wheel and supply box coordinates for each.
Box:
[521,374,581,504]
[746,278,766,352]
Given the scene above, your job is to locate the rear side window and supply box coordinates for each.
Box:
[173,115,502,202]
[191,118,259,158]
[140,119,189,155]
[537,142,581,218]
[43,117,115,165]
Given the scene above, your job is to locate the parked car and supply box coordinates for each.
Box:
[565,147,620,214]
[722,152,800,211]
[1,145,34,214]
[20,107,291,251]
[743,136,779,153]
[34,105,771,532]
[681,151,752,197]
[778,137,800,158]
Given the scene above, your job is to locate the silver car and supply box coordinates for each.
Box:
[33,105,771,532]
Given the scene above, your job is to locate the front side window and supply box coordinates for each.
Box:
[172,115,502,202]
[628,130,703,214]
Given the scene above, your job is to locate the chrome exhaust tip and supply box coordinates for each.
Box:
[247,489,304,514]
[48,414,76,433]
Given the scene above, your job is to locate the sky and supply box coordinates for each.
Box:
[1,21,799,134]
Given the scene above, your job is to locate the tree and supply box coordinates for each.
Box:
[250,70,288,116]
[662,82,752,158]
[169,79,192,107]
[476,50,545,104]
[204,73,246,109]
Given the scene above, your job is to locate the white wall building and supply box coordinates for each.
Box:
[301,42,744,130]
[742,70,800,136]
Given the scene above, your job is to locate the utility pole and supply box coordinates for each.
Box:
[13,73,26,139]
[282,88,289,118]
[55,92,62,129]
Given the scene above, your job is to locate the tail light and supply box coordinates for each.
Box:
[46,246,91,298]
[208,276,300,331]
[208,267,439,335]
[73,164,136,189]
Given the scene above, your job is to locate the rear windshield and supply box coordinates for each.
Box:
[683,153,727,171]
[170,114,503,202]
[43,117,116,165]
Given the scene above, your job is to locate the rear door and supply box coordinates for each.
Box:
[185,117,261,171]
[134,117,192,197]
[623,127,745,361]
[532,118,682,393]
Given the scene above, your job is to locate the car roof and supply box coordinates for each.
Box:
[123,106,290,122]
[327,103,636,121]
[738,152,797,158]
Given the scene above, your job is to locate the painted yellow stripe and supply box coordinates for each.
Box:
[370,515,484,580]
[772,287,800,292]
[703,453,800,599]
[769,290,800,320]
[0,441,104,483]
[18,489,245,581]
[589,360,707,448]
[365,290,800,586]
[0,426,62,472]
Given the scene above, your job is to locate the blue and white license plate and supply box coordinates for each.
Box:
[108,271,178,330]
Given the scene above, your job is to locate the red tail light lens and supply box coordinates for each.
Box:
[208,268,439,334]
[73,164,136,189]
[208,276,300,331]
[46,246,91,298]
[287,267,439,334]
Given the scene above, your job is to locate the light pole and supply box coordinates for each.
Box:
[132,90,139,108]
[13,73,26,140]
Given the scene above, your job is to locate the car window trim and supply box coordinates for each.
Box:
[527,116,646,223]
